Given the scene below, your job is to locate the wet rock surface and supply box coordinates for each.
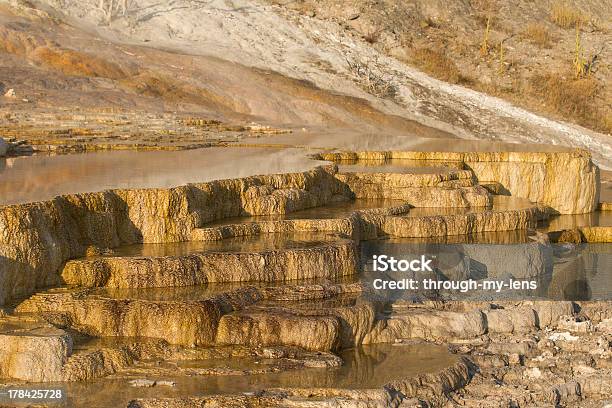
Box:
[0,149,609,407]
[0,160,564,306]
[316,150,600,215]
[1,0,610,403]
[61,233,359,288]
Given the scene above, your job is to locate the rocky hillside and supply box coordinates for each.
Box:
[0,0,611,167]
[269,0,611,133]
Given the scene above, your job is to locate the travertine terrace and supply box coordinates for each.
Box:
[1,149,600,305]
[316,150,600,214]
[1,0,611,406]
[1,147,610,407]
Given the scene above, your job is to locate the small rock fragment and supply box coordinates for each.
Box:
[129,379,156,387]
[548,332,579,342]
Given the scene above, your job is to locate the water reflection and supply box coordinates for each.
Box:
[539,211,612,231]
[334,158,463,174]
[403,196,535,218]
[0,148,322,206]
[56,343,454,407]
[203,198,407,227]
[107,232,343,257]
[93,274,358,301]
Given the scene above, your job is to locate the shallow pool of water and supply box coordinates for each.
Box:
[54,343,455,407]
[547,243,612,300]
[203,198,407,227]
[91,275,358,301]
[334,158,463,174]
[360,238,612,301]
[539,210,612,232]
[0,148,322,206]
[402,195,535,218]
[106,231,343,258]
[203,196,535,229]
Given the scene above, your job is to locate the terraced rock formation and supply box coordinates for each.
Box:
[61,233,358,288]
[0,148,610,407]
[316,149,600,214]
[0,150,567,305]
[550,226,612,243]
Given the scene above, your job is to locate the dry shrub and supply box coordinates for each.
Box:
[0,26,48,56]
[121,72,233,109]
[30,46,131,79]
[550,3,587,28]
[122,72,202,102]
[523,23,552,47]
[412,48,466,84]
[475,12,498,29]
[363,30,381,44]
[346,58,398,99]
[528,73,610,132]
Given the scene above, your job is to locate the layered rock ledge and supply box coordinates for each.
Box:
[0,157,565,305]
[61,233,358,288]
[0,148,608,407]
[316,150,600,214]
[549,226,612,243]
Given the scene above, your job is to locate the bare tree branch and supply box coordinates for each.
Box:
[98,0,129,23]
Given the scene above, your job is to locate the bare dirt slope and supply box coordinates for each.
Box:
[268,0,611,132]
[0,4,440,135]
[1,0,611,167]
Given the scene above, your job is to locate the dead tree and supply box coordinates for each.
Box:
[98,0,128,23]
[120,0,128,16]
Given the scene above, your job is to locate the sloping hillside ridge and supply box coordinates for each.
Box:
[20,0,612,168]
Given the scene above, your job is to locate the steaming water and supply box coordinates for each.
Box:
[0,148,322,206]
